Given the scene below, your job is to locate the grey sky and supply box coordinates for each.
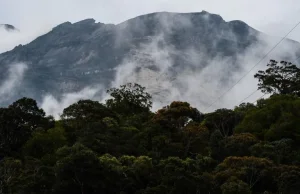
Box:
[1,0,300,42]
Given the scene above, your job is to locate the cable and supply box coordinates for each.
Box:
[203,20,300,112]
[252,93,267,104]
[237,89,260,105]
[239,53,300,105]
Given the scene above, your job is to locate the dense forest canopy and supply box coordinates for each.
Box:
[0,59,300,194]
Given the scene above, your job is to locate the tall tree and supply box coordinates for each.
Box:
[254,60,300,96]
[153,101,202,131]
[106,83,152,115]
[204,108,241,137]
[0,98,53,157]
[61,100,118,144]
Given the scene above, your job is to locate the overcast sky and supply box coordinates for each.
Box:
[1,0,300,42]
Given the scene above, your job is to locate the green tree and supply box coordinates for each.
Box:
[235,95,300,141]
[275,166,300,194]
[223,133,258,157]
[54,143,121,194]
[216,156,275,193]
[13,157,55,194]
[0,98,54,157]
[250,139,295,165]
[61,100,118,143]
[254,60,300,96]
[106,83,152,115]
[155,157,215,194]
[204,109,241,137]
[182,122,209,157]
[62,100,117,122]
[0,158,22,194]
[153,101,202,131]
[221,177,252,194]
[23,123,67,161]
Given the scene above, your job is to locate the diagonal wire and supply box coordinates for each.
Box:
[203,20,300,112]
[241,52,300,105]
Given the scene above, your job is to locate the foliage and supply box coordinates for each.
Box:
[204,108,242,137]
[0,97,54,157]
[254,59,300,96]
[106,83,152,115]
[1,68,300,193]
[153,101,202,131]
[221,177,252,194]
[235,95,300,141]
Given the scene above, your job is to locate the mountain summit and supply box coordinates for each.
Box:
[0,11,300,107]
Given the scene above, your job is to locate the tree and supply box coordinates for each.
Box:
[223,133,258,157]
[62,99,117,123]
[0,158,22,194]
[13,157,55,194]
[54,143,121,194]
[275,166,300,194]
[61,100,118,143]
[254,60,300,96]
[277,170,300,194]
[204,108,241,137]
[155,157,215,194]
[153,101,202,131]
[0,98,54,157]
[250,139,294,165]
[234,103,256,119]
[221,177,252,194]
[119,155,154,192]
[235,95,300,141]
[23,123,67,161]
[216,156,275,193]
[106,83,152,115]
[8,97,54,130]
[182,122,209,157]
[209,132,258,161]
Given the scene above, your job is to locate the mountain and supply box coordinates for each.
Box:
[0,11,300,107]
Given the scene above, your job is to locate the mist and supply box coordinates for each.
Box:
[110,13,300,113]
[40,85,106,119]
[40,13,300,118]
[1,11,300,118]
[0,63,28,103]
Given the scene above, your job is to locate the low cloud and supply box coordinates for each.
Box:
[110,14,300,113]
[41,85,106,119]
[0,63,28,104]
[2,11,300,118]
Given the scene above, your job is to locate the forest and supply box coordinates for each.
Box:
[0,60,300,194]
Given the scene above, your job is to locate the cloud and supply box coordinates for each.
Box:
[0,63,28,103]
[41,85,106,119]
[109,13,300,113]
[33,16,300,118]
[1,4,300,117]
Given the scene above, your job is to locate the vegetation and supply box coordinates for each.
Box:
[0,60,300,194]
